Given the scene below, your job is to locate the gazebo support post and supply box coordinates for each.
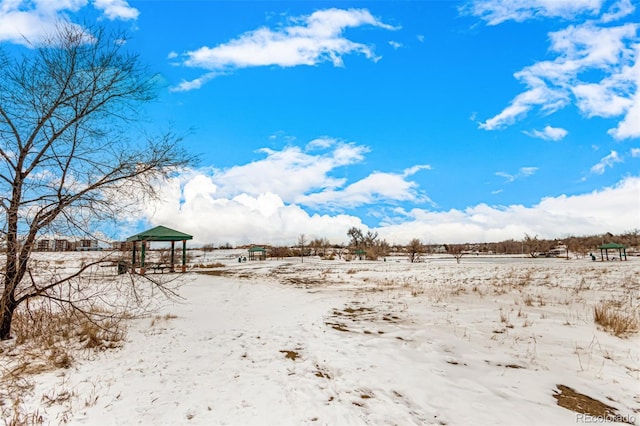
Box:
[182,240,187,272]
[132,242,137,273]
[170,241,176,272]
[140,240,146,275]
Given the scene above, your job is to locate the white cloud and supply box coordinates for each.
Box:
[402,164,432,177]
[115,139,637,246]
[475,10,640,140]
[125,139,434,245]
[388,41,402,49]
[607,46,640,139]
[631,147,640,157]
[93,0,138,20]
[590,150,623,174]
[572,82,633,118]
[296,171,430,209]
[525,125,568,140]
[460,0,603,26]
[136,174,640,246]
[0,0,138,45]
[171,8,398,91]
[495,166,538,182]
[479,83,568,130]
[144,177,366,246]
[601,0,636,23]
[519,166,538,176]
[377,176,640,244]
[306,137,336,150]
[170,72,221,93]
[149,140,427,215]
[206,143,367,203]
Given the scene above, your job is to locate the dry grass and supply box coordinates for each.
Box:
[1,305,128,426]
[150,313,178,327]
[593,302,639,337]
[195,262,226,268]
[10,307,126,352]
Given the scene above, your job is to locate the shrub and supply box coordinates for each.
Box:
[593,302,638,337]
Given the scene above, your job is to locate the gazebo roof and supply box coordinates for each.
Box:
[248,246,266,252]
[598,243,626,249]
[126,225,193,242]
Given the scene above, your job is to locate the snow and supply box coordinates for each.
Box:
[2,251,639,425]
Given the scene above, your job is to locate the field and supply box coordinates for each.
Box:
[1,251,639,425]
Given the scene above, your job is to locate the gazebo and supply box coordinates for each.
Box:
[126,225,193,274]
[597,243,627,261]
[248,246,267,261]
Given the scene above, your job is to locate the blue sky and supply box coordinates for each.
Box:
[1,0,639,245]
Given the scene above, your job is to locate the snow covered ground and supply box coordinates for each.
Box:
[2,251,639,425]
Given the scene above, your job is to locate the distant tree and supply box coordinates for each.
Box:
[309,237,331,257]
[347,227,364,248]
[407,238,423,263]
[0,23,193,340]
[317,238,331,258]
[363,230,379,247]
[297,234,307,263]
[522,234,553,258]
[309,238,320,256]
[364,237,389,260]
[269,246,290,259]
[445,244,466,264]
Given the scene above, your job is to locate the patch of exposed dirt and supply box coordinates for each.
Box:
[324,321,350,332]
[284,277,330,287]
[279,350,300,361]
[553,384,631,423]
[325,302,407,336]
[196,269,235,277]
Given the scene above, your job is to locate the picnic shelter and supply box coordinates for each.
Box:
[126,225,193,274]
[597,243,627,261]
[248,246,267,261]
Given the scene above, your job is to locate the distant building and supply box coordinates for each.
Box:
[36,239,51,251]
[112,241,132,251]
[76,239,100,251]
[54,239,70,251]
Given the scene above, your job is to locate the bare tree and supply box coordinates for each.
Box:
[522,234,552,258]
[407,238,423,263]
[366,238,389,260]
[445,244,466,264]
[0,23,192,340]
[363,230,379,247]
[297,234,306,263]
[347,227,364,248]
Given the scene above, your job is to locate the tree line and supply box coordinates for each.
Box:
[222,229,639,263]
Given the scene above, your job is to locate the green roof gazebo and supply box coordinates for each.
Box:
[597,243,627,261]
[248,246,267,261]
[126,226,193,274]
